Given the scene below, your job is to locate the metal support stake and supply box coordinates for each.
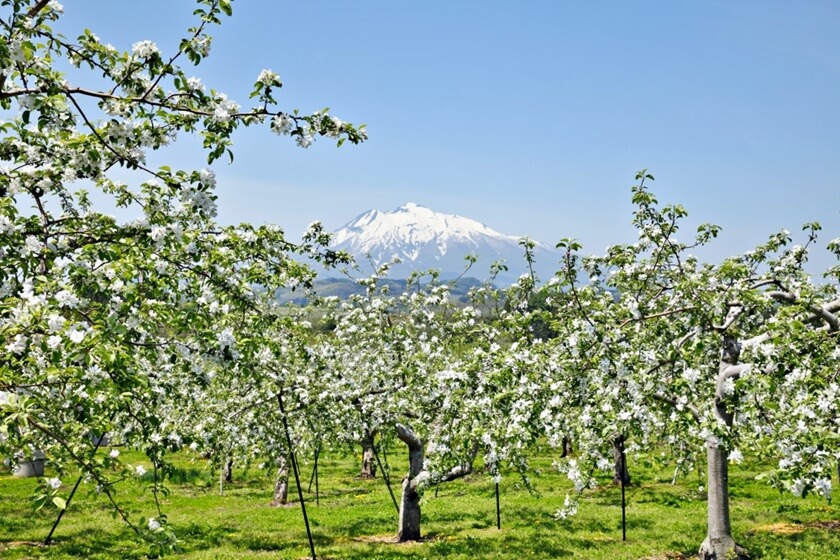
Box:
[278,392,317,560]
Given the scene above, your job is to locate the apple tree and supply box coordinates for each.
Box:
[0,0,364,546]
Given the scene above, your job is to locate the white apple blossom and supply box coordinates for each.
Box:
[131,40,158,58]
[256,69,279,86]
[54,289,79,308]
[67,326,86,344]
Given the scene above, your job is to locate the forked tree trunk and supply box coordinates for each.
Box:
[699,338,749,559]
[270,455,290,506]
[396,424,423,542]
[393,424,478,541]
[612,435,630,486]
[360,436,377,479]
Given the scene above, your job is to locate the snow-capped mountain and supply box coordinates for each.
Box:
[331,203,560,285]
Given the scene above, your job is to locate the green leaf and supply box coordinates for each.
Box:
[33,495,48,511]
[52,496,67,510]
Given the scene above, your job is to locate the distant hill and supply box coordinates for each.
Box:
[275,276,488,305]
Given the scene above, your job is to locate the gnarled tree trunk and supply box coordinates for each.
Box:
[393,424,478,541]
[396,424,423,541]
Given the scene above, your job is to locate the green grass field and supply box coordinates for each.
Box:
[1,447,838,559]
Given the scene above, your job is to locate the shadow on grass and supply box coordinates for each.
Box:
[429,532,574,558]
[626,485,704,508]
[175,521,238,550]
[230,530,337,553]
[39,527,152,560]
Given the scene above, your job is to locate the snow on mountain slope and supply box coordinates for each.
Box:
[331,203,560,284]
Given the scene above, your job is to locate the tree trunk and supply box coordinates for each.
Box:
[700,440,746,559]
[699,338,748,559]
[612,435,630,486]
[223,457,233,483]
[561,436,573,458]
[270,455,290,506]
[360,437,377,479]
[396,424,423,542]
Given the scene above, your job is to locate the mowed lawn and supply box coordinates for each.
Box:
[1,447,838,559]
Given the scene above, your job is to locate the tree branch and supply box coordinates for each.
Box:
[27,0,51,17]
[438,442,479,482]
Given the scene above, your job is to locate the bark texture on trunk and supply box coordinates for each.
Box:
[396,423,423,542]
[270,455,290,506]
[360,438,377,479]
[612,435,630,486]
[699,338,749,559]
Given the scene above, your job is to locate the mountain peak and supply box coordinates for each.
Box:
[330,203,559,284]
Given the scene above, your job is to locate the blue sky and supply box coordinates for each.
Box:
[53,1,840,273]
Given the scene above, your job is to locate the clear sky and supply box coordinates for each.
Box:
[52,1,840,273]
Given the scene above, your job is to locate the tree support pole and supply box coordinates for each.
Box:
[620,437,627,542]
[45,427,110,545]
[307,445,320,506]
[45,471,84,545]
[278,392,316,560]
[315,449,320,507]
[372,440,399,513]
[495,482,501,530]
[308,445,320,493]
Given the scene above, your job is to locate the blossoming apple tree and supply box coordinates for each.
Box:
[303,268,546,541]
[541,173,839,559]
[0,0,364,546]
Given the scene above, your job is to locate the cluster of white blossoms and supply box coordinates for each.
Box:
[270,113,295,135]
[131,40,159,59]
[555,494,579,520]
[185,76,205,93]
[295,130,314,149]
[813,478,832,500]
[179,177,218,218]
[211,94,240,122]
[256,69,279,86]
[189,35,212,58]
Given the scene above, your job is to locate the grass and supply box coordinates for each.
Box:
[1,447,838,559]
